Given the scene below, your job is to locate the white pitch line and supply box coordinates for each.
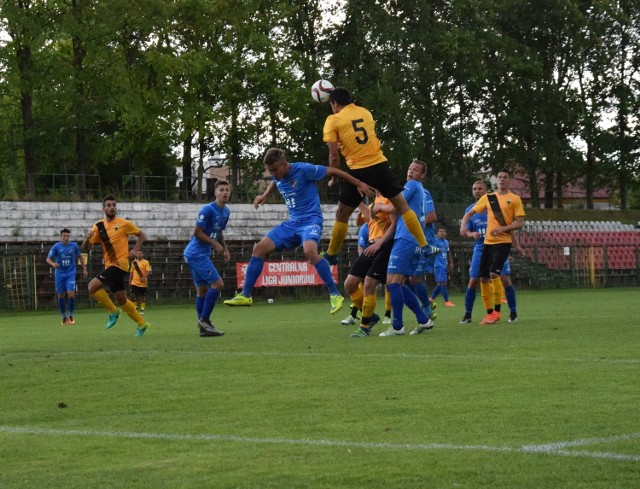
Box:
[4,349,640,364]
[522,432,640,450]
[1,426,639,463]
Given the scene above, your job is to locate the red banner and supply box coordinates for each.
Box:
[235,260,338,288]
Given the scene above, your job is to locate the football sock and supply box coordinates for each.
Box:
[350,305,359,318]
[505,285,517,312]
[384,289,391,313]
[195,296,205,318]
[140,302,146,312]
[387,283,404,330]
[441,285,450,301]
[92,288,117,313]
[349,285,364,310]
[58,298,66,316]
[464,287,476,315]
[201,287,219,320]
[402,285,428,323]
[412,281,430,308]
[480,281,493,313]
[314,258,339,295]
[431,285,441,300]
[361,294,377,324]
[122,300,144,326]
[242,256,265,297]
[68,297,75,315]
[401,210,427,247]
[491,277,502,310]
[327,221,349,256]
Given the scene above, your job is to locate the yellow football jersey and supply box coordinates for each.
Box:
[89,217,140,272]
[473,192,525,245]
[323,103,386,169]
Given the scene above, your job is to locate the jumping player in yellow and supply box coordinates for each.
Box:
[460,169,525,325]
[83,194,150,336]
[321,87,437,264]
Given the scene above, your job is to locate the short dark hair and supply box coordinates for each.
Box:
[103,194,116,205]
[263,148,287,166]
[329,87,352,106]
[60,228,71,235]
[498,168,511,177]
[214,179,230,189]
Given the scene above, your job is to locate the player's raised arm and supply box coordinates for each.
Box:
[325,166,375,198]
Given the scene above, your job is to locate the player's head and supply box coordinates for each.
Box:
[102,194,117,219]
[214,179,231,204]
[407,159,427,182]
[329,87,352,113]
[496,168,511,191]
[472,180,487,201]
[136,249,144,259]
[60,228,71,244]
[437,227,447,238]
[263,148,290,180]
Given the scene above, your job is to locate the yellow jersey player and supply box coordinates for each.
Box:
[321,87,436,264]
[129,250,152,314]
[83,194,150,336]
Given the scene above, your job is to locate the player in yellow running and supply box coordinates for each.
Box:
[83,195,150,336]
[321,87,436,264]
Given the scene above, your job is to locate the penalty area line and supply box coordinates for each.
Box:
[1,425,639,462]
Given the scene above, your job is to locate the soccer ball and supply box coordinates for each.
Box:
[311,79,334,103]
[267,298,274,304]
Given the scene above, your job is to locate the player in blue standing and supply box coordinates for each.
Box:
[379,160,439,337]
[224,147,373,313]
[46,228,87,324]
[429,227,455,306]
[183,180,231,337]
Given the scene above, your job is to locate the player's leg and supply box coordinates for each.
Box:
[88,271,119,322]
[387,193,427,248]
[66,284,76,324]
[225,234,277,305]
[199,277,225,337]
[349,276,381,337]
[501,261,518,322]
[304,234,344,314]
[462,251,482,323]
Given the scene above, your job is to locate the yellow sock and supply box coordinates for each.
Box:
[480,281,493,312]
[384,289,391,312]
[491,277,502,310]
[361,294,377,326]
[401,210,427,247]
[327,221,349,256]
[121,299,145,326]
[140,302,146,311]
[92,289,117,313]
[349,286,364,310]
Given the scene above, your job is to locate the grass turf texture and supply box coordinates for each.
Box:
[1,288,639,488]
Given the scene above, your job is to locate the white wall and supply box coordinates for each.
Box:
[0,201,355,243]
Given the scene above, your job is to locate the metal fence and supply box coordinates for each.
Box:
[1,240,638,312]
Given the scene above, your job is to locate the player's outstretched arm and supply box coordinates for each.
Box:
[254,181,276,209]
[326,167,374,198]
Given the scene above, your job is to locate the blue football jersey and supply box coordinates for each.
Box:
[394,179,426,244]
[184,201,230,256]
[47,242,81,275]
[273,162,327,224]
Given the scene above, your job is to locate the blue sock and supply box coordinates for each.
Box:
[402,286,428,323]
[441,285,449,301]
[431,285,441,300]
[387,283,404,330]
[58,298,66,317]
[464,287,476,315]
[201,287,219,320]
[412,281,430,308]
[68,297,75,315]
[404,282,416,294]
[242,257,265,297]
[505,285,517,313]
[314,258,339,295]
[195,296,205,318]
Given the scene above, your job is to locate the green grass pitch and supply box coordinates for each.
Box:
[1,288,639,488]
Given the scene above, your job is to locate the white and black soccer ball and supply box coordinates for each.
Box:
[311,79,334,103]
[267,298,274,304]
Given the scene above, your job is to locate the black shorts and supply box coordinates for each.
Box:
[347,239,394,284]
[96,266,129,293]
[339,162,405,208]
[130,285,148,296]
[479,243,512,278]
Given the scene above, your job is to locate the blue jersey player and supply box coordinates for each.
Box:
[429,227,455,305]
[224,147,373,315]
[46,228,87,324]
[184,180,232,337]
[380,160,438,337]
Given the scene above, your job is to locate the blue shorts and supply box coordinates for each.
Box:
[55,272,76,294]
[184,253,221,287]
[387,239,421,276]
[266,221,322,251]
[413,254,433,275]
[433,266,448,283]
[469,249,482,279]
